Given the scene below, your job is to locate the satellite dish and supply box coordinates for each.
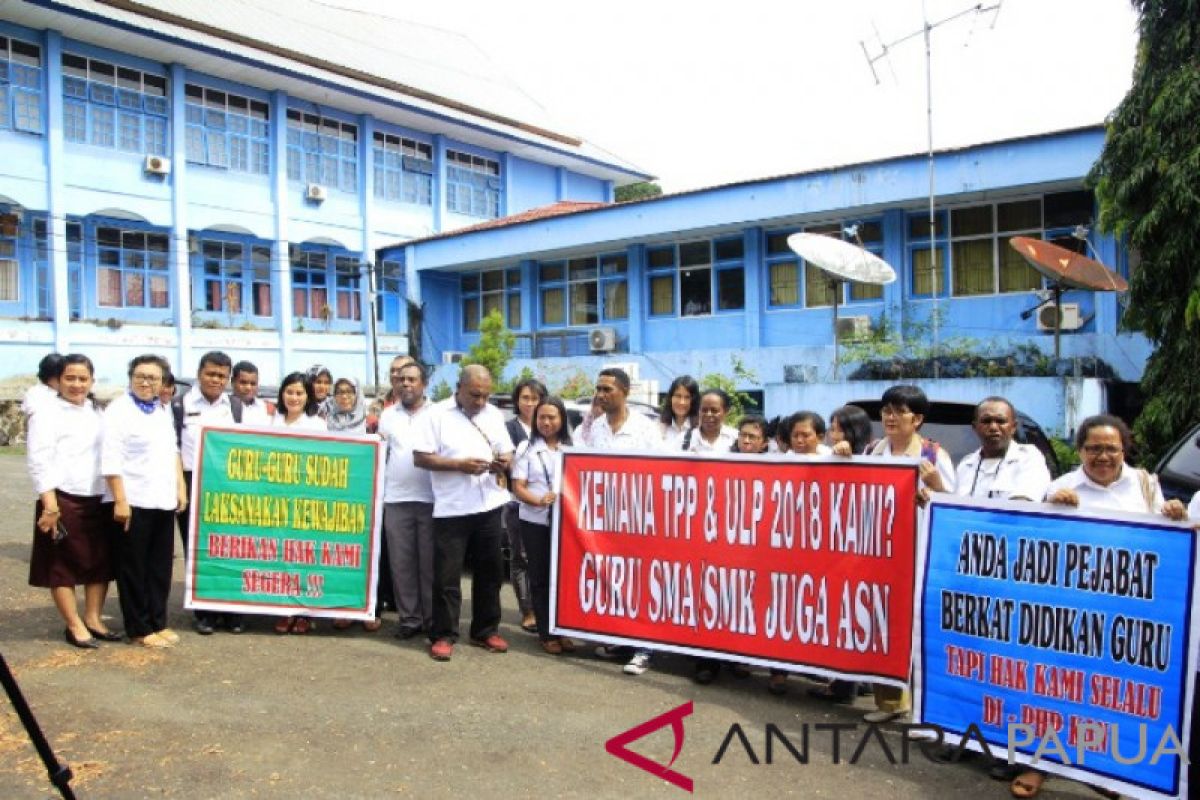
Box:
[786,232,896,380]
[786,233,896,285]
[1007,236,1128,292]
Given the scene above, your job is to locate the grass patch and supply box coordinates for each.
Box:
[0,444,25,456]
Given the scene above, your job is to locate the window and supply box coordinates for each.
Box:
[647,246,675,316]
[538,253,627,326]
[0,212,17,302]
[461,267,519,332]
[62,54,167,154]
[0,37,43,134]
[196,238,272,319]
[446,149,500,218]
[334,256,362,321]
[373,132,433,205]
[375,258,406,334]
[33,219,82,318]
[96,226,170,309]
[290,247,327,320]
[185,85,270,174]
[768,222,884,308]
[765,230,799,307]
[645,239,744,318]
[286,110,358,192]
[908,211,949,298]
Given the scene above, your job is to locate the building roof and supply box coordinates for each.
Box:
[416,201,609,244]
[12,0,650,181]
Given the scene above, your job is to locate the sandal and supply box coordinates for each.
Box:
[1011,770,1045,798]
[290,616,311,635]
[274,616,295,635]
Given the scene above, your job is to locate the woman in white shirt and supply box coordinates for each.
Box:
[657,375,699,451]
[685,388,738,453]
[511,396,574,655]
[782,410,834,457]
[102,354,187,649]
[27,353,120,649]
[272,372,327,433]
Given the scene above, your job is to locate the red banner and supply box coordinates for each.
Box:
[552,451,919,685]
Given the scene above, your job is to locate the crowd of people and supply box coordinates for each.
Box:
[22,351,1200,798]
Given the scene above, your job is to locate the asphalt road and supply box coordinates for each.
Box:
[0,452,1098,799]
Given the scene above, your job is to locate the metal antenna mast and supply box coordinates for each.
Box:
[860,1,1002,379]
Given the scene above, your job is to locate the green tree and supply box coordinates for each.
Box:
[1088,0,1200,464]
[700,355,759,426]
[461,309,516,387]
[614,181,663,203]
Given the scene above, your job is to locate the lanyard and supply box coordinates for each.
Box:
[456,406,505,490]
[535,449,553,486]
[969,447,1007,497]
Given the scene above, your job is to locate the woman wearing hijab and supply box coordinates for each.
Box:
[327,377,368,434]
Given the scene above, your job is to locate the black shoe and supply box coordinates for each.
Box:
[226,615,245,634]
[194,616,215,635]
[394,627,422,640]
[85,626,124,642]
[694,667,716,685]
[64,628,99,649]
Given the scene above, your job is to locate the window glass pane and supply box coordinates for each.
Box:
[481,270,503,292]
[769,261,799,306]
[600,254,628,275]
[569,281,598,325]
[680,267,711,316]
[951,205,993,237]
[849,281,883,301]
[909,213,944,239]
[912,247,945,295]
[998,199,1042,232]
[717,268,744,310]
[603,280,628,320]
[539,262,563,282]
[1043,191,1092,229]
[463,297,479,332]
[999,236,1043,293]
[952,239,994,296]
[713,238,744,261]
[568,257,597,281]
[649,275,674,315]
[481,292,502,320]
[856,221,883,244]
[805,265,835,308]
[541,287,564,325]
[507,293,521,328]
[506,268,522,288]
[461,273,480,293]
[647,247,674,270]
[765,231,793,256]
[679,241,709,267]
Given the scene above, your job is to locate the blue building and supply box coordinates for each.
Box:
[383,126,1150,435]
[0,0,647,384]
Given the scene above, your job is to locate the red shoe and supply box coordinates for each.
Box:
[469,634,509,653]
[429,639,453,661]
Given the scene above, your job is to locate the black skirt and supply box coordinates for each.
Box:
[28,491,116,588]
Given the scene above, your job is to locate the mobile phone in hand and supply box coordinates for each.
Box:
[53,519,69,543]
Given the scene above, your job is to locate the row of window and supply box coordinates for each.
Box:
[458,193,1095,330]
[0,37,503,216]
[0,213,406,332]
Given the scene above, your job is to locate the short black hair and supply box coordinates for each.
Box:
[398,361,428,384]
[161,369,175,388]
[598,367,630,392]
[232,360,259,379]
[785,410,827,439]
[1075,414,1135,458]
[37,352,66,383]
[830,404,872,455]
[128,353,171,379]
[699,387,732,413]
[197,351,232,372]
[881,384,929,417]
[511,377,548,407]
[60,353,94,376]
[974,395,1016,421]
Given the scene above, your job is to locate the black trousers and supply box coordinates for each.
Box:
[431,507,503,643]
[520,519,553,640]
[115,507,175,638]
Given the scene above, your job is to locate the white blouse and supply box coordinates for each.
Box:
[27,396,107,497]
[101,393,179,511]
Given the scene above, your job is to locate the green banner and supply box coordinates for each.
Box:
[184,427,384,618]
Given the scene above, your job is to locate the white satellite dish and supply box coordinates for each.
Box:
[786,232,896,378]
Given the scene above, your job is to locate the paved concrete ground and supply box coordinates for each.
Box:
[0,452,1100,799]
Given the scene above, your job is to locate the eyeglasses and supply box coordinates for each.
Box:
[334,389,356,396]
[1082,445,1123,456]
[880,407,913,419]
[132,373,162,384]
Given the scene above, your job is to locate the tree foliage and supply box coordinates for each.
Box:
[699,356,759,427]
[614,181,663,203]
[461,309,515,386]
[1088,0,1200,464]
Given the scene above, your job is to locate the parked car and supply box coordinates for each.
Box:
[846,399,1061,478]
[1154,423,1200,503]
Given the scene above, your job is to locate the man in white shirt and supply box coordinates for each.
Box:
[954,397,1052,502]
[412,365,514,661]
[378,362,436,639]
[231,360,274,426]
[587,367,661,675]
[174,351,240,635]
[22,352,64,417]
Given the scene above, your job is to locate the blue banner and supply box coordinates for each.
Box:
[915,497,1198,800]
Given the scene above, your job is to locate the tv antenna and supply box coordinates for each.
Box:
[860,1,1002,378]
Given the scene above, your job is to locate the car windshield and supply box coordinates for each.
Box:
[1159,426,1200,488]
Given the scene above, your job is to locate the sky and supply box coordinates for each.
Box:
[335,0,1139,193]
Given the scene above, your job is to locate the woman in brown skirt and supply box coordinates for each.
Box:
[26,353,121,648]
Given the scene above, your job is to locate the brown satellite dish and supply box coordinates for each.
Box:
[1008,236,1128,292]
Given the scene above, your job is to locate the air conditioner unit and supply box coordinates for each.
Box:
[835,315,872,341]
[305,183,328,202]
[441,350,466,365]
[1037,303,1083,332]
[589,326,617,353]
[143,154,171,175]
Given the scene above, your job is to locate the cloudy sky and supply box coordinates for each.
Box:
[337,0,1139,192]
